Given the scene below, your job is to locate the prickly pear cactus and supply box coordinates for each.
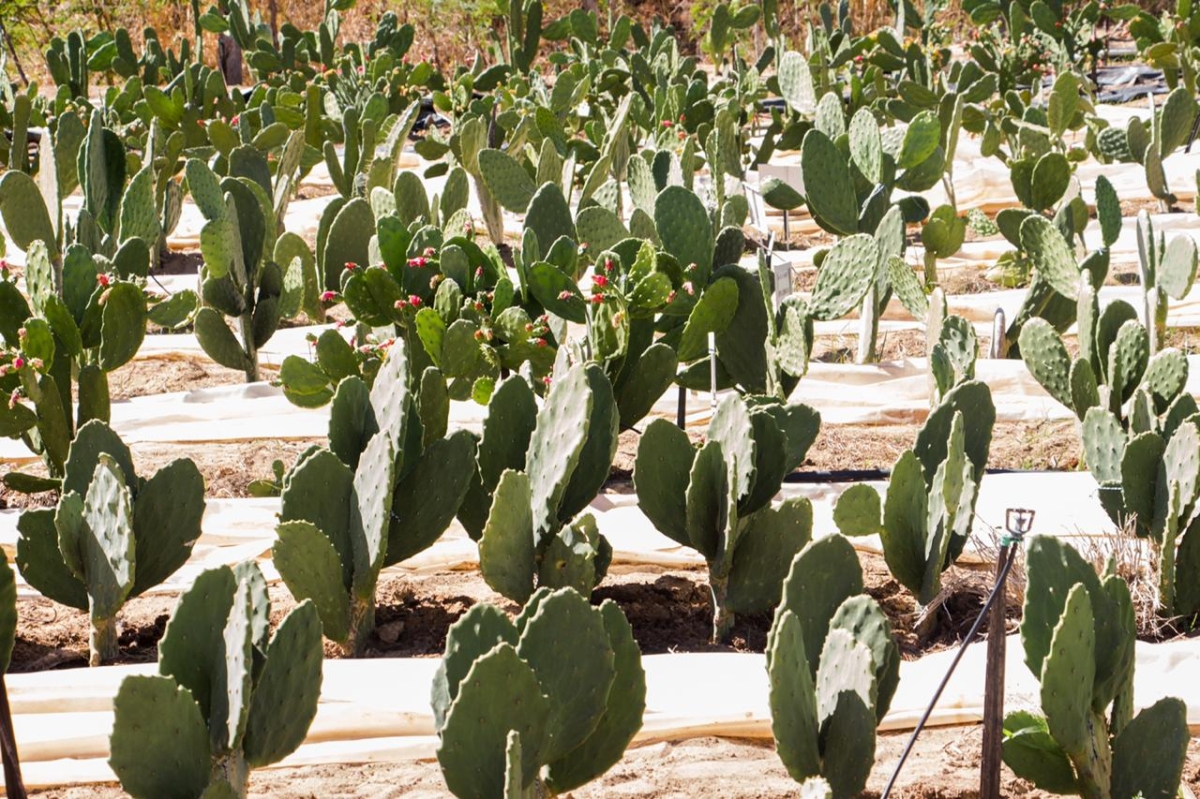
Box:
[15,421,204,665]
[476,364,618,604]
[432,587,645,798]
[833,381,994,605]
[767,535,899,798]
[109,562,323,799]
[1002,537,1189,797]
[635,393,821,641]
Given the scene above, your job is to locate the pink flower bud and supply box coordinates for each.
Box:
[408,295,422,308]
[97,273,111,287]
[683,281,695,296]
[29,357,42,370]
[16,328,25,339]
[557,290,573,301]
[407,256,428,268]
[345,262,358,271]
[590,294,604,304]
[593,275,609,288]
[320,291,337,302]
[12,357,24,370]
[534,338,547,348]
[661,120,673,128]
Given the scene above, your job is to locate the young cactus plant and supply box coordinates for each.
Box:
[432,586,645,798]
[635,393,821,641]
[833,381,994,605]
[768,535,900,798]
[109,562,323,799]
[1083,410,1200,619]
[188,157,295,382]
[1002,536,1189,795]
[276,342,475,654]
[15,421,204,664]
[471,365,618,604]
[1135,210,1198,355]
[1020,274,1190,428]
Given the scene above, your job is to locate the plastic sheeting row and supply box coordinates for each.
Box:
[8,636,1200,791]
[0,471,1118,598]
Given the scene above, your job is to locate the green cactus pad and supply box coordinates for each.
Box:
[158,566,238,718]
[432,603,520,730]
[1081,408,1126,485]
[829,595,900,720]
[1110,697,1189,798]
[479,470,536,603]
[15,509,87,610]
[808,235,877,321]
[274,520,352,643]
[879,451,927,596]
[478,149,537,213]
[243,601,323,767]
[615,343,677,430]
[437,643,551,798]
[777,535,864,682]
[526,364,592,538]
[387,429,476,564]
[768,610,822,781]
[525,183,576,256]
[558,365,620,523]
[654,185,713,284]
[1041,584,1097,759]
[833,485,882,537]
[800,129,857,236]
[109,675,212,799]
[544,599,646,792]
[727,497,813,613]
[1020,215,1079,299]
[685,441,728,561]
[280,449,355,584]
[516,588,616,760]
[130,458,204,595]
[634,419,695,547]
[1019,319,1073,409]
[0,170,58,257]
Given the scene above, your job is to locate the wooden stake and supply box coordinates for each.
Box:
[980,544,1010,799]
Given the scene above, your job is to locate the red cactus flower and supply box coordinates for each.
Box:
[320,291,337,302]
[558,290,573,301]
[661,120,673,128]
[590,294,604,304]
[408,295,422,308]
[407,257,428,268]
[97,273,111,287]
[593,275,609,288]
[12,357,24,370]
[345,261,358,271]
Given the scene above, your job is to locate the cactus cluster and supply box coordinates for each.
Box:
[109,562,323,799]
[15,421,204,665]
[433,586,645,797]
[768,535,899,798]
[275,341,474,653]
[1002,536,1189,796]
[635,393,821,640]
[834,380,994,604]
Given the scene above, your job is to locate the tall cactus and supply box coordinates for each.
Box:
[109,562,323,799]
[15,422,204,664]
[635,393,821,641]
[433,587,645,798]
[1002,537,1189,796]
[768,535,900,798]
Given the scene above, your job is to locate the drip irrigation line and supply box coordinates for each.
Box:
[880,536,1022,798]
[782,466,1025,484]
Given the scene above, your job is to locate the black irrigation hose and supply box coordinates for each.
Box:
[781,467,1027,484]
[880,541,1022,798]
